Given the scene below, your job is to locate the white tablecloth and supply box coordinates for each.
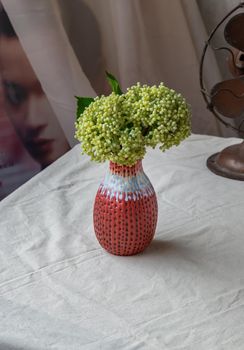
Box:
[1,134,244,350]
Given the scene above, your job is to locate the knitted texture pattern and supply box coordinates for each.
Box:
[93,160,158,256]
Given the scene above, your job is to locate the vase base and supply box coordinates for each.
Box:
[101,244,152,256]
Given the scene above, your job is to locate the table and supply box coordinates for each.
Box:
[0,134,244,350]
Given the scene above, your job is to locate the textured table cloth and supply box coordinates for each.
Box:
[1,134,244,350]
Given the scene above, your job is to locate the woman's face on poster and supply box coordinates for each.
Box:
[0,36,70,168]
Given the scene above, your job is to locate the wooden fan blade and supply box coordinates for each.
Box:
[211,77,244,118]
[225,13,244,51]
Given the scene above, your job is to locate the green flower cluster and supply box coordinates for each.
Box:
[75,83,191,165]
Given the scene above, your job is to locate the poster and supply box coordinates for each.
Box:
[0,6,71,200]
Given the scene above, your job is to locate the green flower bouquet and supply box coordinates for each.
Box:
[75,72,191,166]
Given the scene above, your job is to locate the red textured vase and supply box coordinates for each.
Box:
[93,160,158,256]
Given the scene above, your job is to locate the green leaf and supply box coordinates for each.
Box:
[75,96,94,121]
[106,71,123,95]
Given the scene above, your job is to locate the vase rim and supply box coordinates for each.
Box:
[109,159,142,167]
[109,159,143,176]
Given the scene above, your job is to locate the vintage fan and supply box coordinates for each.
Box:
[200,2,244,180]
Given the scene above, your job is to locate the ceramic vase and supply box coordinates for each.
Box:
[93,160,158,256]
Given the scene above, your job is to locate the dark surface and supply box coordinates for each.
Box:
[207,142,244,181]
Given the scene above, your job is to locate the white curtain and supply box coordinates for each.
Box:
[2,0,235,141]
